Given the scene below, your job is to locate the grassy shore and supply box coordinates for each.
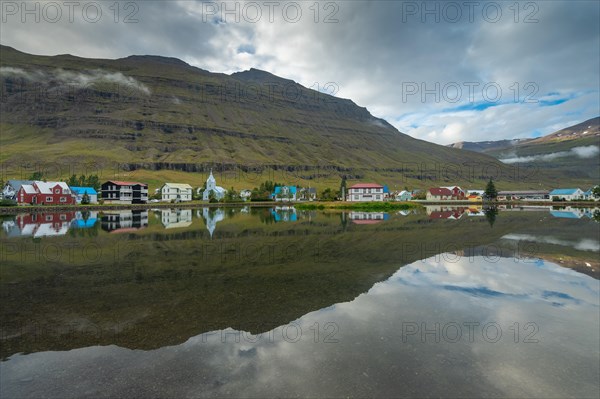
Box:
[295,201,423,211]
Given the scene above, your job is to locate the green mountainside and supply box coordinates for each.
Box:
[0,45,573,191]
[449,117,600,183]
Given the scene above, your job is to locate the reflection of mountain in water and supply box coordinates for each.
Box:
[1,207,598,361]
[2,255,597,399]
[101,210,148,233]
[200,208,225,237]
[161,209,193,229]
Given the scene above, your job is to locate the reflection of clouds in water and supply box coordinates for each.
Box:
[502,233,600,252]
[2,257,598,398]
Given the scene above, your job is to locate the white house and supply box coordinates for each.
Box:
[202,170,226,201]
[161,209,193,228]
[395,190,412,201]
[549,188,585,201]
[584,186,598,201]
[70,187,98,204]
[347,183,384,202]
[240,189,252,201]
[2,180,33,200]
[161,183,193,202]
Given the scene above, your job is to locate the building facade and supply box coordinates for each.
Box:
[2,180,33,200]
[16,181,76,205]
[347,183,384,202]
[272,186,297,201]
[202,171,226,201]
[70,187,98,204]
[161,183,193,202]
[426,188,454,201]
[101,181,148,204]
[549,188,585,201]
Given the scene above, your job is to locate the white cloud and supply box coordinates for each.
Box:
[0,1,598,144]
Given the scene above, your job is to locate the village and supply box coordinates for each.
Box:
[1,171,598,206]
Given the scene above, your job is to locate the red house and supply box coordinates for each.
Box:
[16,181,76,205]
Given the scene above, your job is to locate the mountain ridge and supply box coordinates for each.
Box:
[0,45,575,190]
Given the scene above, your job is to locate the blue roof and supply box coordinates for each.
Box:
[549,188,581,195]
[273,186,297,195]
[550,211,580,219]
[72,218,98,228]
[271,210,297,222]
[71,187,97,195]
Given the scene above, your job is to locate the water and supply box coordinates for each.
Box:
[1,206,599,398]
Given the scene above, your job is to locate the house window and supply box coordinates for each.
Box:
[376,195,380,200]
[60,197,67,203]
[55,189,60,194]
[60,214,66,220]
[354,195,359,200]
[46,196,53,202]
[46,215,53,221]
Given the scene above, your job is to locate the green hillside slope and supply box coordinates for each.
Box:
[1,45,555,191]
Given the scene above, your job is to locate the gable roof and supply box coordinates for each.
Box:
[104,180,147,187]
[34,181,70,194]
[70,187,98,195]
[273,186,297,195]
[20,184,37,194]
[6,180,33,191]
[349,183,383,189]
[162,183,193,190]
[428,187,453,196]
[549,188,582,195]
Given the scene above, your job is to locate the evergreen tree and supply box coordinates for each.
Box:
[485,178,498,200]
[340,176,347,201]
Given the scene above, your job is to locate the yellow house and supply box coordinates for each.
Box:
[468,194,482,202]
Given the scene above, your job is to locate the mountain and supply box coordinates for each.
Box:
[448,117,600,182]
[448,139,533,153]
[0,45,558,190]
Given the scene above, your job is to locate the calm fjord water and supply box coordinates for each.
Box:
[1,206,599,398]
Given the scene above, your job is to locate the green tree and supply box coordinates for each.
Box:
[340,176,347,201]
[87,175,100,190]
[224,187,239,202]
[81,193,90,205]
[484,179,498,200]
[320,187,338,201]
[208,190,218,203]
[484,206,498,227]
[67,174,78,186]
[29,171,43,181]
[592,186,600,199]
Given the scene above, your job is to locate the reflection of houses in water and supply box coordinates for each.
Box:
[550,207,598,219]
[271,206,297,222]
[3,212,77,237]
[71,211,99,228]
[348,211,389,224]
[200,208,225,237]
[161,209,193,229]
[426,206,467,220]
[101,210,148,233]
[466,207,485,217]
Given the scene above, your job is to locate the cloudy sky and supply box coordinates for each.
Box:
[1,0,598,144]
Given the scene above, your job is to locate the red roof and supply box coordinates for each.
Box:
[351,219,383,225]
[349,183,383,189]
[428,188,453,196]
[106,180,147,186]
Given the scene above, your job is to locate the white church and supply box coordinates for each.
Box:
[200,170,227,201]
